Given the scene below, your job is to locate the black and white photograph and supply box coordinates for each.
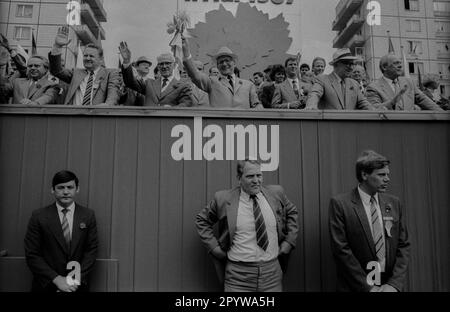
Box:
[0,0,448,304]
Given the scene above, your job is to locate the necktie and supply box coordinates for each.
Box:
[82,71,94,106]
[340,79,346,104]
[227,75,234,91]
[393,79,404,110]
[250,194,269,251]
[370,196,385,265]
[292,79,300,99]
[61,208,71,249]
[161,78,169,90]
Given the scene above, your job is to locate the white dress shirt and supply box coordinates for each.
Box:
[74,67,101,106]
[227,190,278,262]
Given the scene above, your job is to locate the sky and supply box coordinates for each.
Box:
[102,0,339,75]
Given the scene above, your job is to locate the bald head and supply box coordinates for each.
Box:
[379,54,403,80]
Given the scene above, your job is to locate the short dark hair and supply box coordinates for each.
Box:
[253,72,264,78]
[300,63,310,70]
[263,66,273,74]
[312,57,326,67]
[356,150,390,183]
[84,43,103,58]
[52,170,79,189]
[269,64,286,81]
[154,66,159,74]
[285,57,297,67]
[237,159,261,179]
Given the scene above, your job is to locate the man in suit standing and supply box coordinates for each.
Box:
[24,170,98,292]
[1,55,59,105]
[365,54,443,111]
[49,26,120,106]
[329,150,410,292]
[119,42,192,107]
[305,49,374,110]
[196,160,298,292]
[271,57,304,109]
[181,35,262,109]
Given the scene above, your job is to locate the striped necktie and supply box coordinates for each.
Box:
[61,208,71,249]
[370,196,385,265]
[250,194,269,251]
[82,71,94,106]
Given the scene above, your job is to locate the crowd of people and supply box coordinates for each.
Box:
[0,26,448,111]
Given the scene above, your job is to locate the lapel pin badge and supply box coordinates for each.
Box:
[79,222,86,229]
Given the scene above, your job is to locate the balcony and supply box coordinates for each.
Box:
[80,3,105,40]
[434,10,450,17]
[346,34,365,49]
[437,51,450,59]
[85,0,107,22]
[333,15,365,48]
[332,0,363,31]
[73,24,98,45]
[436,30,450,38]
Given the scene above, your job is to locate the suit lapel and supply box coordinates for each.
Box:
[235,78,243,94]
[66,70,87,104]
[226,188,240,240]
[153,78,162,99]
[160,78,178,99]
[261,187,279,219]
[329,74,345,109]
[378,194,391,263]
[219,76,233,94]
[46,204,70,255]
[92,68,106,99]
[283,80,297,100]
[28,75,49,99]
[351,189,377,258]
[70,204,83,256]
[379,77,394,99]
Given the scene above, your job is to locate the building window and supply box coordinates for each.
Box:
[16,4,33,18]
[436,21,450,33]
[434,1,450,13]
[436,42,450,53]
[404,0,419,11]
[14,26,31,40]
[406,20,421,32]
[438,63,450,77]
[408,62,424,74]
[407,40,423,54]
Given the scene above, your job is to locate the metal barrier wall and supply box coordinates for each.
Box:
[0,106,448,291]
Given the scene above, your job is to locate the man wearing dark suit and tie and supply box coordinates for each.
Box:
[365,54,443,111]
[1,55,59,105]
[49,26,120,106]
[328,150,410,292]
[119,42,192,107]
[305,48,374,110]
[181,35,262,109]
[196,160,298,292]
[24,171,98,292]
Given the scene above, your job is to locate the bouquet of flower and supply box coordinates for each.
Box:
[167,11,190,47]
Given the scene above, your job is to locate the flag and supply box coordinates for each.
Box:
[118,53,122,69]
[31,30,37,56]
[15,44,29,62]
[417,63,424,91]
[76,41,83,69]
[387,31,394,54]
[400,46,410,78]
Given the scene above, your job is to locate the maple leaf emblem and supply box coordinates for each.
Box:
[187,3,294,78]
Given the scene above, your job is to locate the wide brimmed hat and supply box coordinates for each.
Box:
[157,53,175,64]
[212,47,237,61]
[135,56,152,66]
[329,48,358,65]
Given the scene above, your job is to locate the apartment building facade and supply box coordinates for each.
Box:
[0,0,107,68]
[332,0,450,98]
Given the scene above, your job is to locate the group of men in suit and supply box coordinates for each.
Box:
[197,151,410,292]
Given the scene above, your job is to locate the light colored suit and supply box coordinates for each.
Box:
[271,79,298,108]
[4,74,59,105]
[184,58,261,109]
[366,76,443,111]
[306,73,374,110]
[122,65,192,107]
[49,53,120,106]
[196,185,298,283]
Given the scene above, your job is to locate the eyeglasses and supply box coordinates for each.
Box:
[340,61,356,67]
[27,64,43,68]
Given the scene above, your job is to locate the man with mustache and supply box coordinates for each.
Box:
[49,26,120,106]
[181,35,262,109]
[328,150,410,292]
[196,160,298,292]
[1,55,59,105]
[305,48,374,110]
